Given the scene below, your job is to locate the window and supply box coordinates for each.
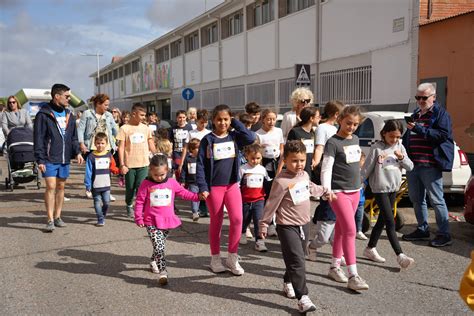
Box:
[118,66,124,78]
[185,31,199,53]
[247,81,275,106]
[354,119,374,139]
[247,0,274,30]
[107,72,112,82]
[125,63,131,75]
[170,39,182,58]
[99,75,104,85]
[131,59,140,73]
[221,10,243,39]
[319,66,372,105]
[113,68,118,80]
[156,45,170,63]
[201,22,218,47]
[279,0,315,17]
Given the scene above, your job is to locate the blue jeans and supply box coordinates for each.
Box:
[242,200,265,241]
[355,202,364,232]
[93,190,110,221]
[407,165,450,236]
[188,183,199,214]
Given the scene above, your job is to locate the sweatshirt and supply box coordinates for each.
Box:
[84,150,119,192]
[259,170,326,234]
[134,177,199,229]
[361,141,413,193]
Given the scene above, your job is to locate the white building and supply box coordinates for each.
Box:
[91,0,419,120]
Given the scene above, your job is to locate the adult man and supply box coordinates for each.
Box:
[402,82,454,247]
[34,83,84,232]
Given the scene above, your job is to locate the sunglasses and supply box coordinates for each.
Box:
[300,99,311,104]
[415,94,434,101]
[8,101,17,104]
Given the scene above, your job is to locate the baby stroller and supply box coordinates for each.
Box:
[5,127,40,191]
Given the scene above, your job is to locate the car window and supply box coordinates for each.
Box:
[354,119,374,139]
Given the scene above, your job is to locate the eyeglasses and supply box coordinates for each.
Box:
[112,110,118,113]
[415,94,434,101]
[62,94,71,99]
[300,99,311,104]
[8,100,16,104]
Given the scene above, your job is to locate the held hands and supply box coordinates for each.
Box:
[121,165,129,175]
[199,191,209,201]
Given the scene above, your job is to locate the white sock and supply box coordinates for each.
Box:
[398,253,407,259]
[347,264,358,277]
[331,257,342,268]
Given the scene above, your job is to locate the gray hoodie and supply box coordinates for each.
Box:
[361,141,413,193]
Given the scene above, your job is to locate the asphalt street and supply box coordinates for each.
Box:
[0,157,472,315]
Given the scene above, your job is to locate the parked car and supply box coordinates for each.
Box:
[354,111,471,194]
[464,175,474,224]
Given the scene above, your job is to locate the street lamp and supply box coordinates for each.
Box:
[81,52,103,93]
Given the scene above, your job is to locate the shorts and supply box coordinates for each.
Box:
[42,163,70,179]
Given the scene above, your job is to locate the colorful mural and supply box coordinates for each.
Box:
[141,52,155,91]
[132,72,141,94]
[156,63,170,89]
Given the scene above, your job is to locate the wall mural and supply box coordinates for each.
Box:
[156,63,170,89]
[132,72,141,94]
[142,52,155,91]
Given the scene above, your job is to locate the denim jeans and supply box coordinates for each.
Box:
[407,165,450,236]
[354,202,364,232]
[188,183,199,214]
[242,200,265,241]
[93,190,110,221]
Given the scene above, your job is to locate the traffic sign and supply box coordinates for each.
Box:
[295,64,311,86]
[182,88,195,101]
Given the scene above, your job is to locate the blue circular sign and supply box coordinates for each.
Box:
[182,88,195,101]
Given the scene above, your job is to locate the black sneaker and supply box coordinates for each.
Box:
[430,235,453,247]
[402,229,430,241]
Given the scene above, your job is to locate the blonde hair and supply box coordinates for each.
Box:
[6,95,21,111]
[155,138,172,156]
[290,87,314,110]
[338,105,364,123]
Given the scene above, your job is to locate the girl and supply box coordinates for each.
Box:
[361,120,415,269]
[321,105,369,291]
[134,154,199,285]
[196,104,255,275]
[155,128,174,178]
[120,111,130,127]
[287,106,321,178]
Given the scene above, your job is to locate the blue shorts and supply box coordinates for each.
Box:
[42,163,70,179]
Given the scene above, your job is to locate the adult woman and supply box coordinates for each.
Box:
[187,107,197,129]
[2,95,33,136]
[280,87,314,141]
[111,107,122,126]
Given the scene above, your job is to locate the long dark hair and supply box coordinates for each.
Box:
[380,119,404,143]
[297,107,319,127]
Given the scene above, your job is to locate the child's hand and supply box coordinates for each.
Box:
[324,191,337,202]
[199,191,209,200]
[137,223,144,228]
[394,149,404,160]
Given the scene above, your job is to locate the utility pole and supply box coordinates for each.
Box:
[81,52,103,93]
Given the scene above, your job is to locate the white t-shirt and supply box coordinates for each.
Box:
[186,128,211,143]
[256,127,284,159]
[281,111,298,141]
[315,123,338,146]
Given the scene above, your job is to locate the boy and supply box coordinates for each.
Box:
[168,110,193,178]
[259,140,327,313]
[117,103,156,217]
[240,143,271,252]
[84,132,119,226]
[239,113,253,130]
[179,138,201,221]
[245,102,262,131]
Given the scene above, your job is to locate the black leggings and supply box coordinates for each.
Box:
[368,192,403,255]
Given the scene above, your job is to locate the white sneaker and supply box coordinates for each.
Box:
[210,254,226,273]
[328,267,348,283]
[356,231,368,240]
[63,196,70,201]
[267,224,277,237]
[110,194,116,202]
[255,240,268,252]
[297,295,316,313]
[341,256,347,267]
[245,227,253,239]
[239,234,248,245]
[225,253,244,276]
[150,261,159,274]
[397,253,415,269]
[158,270,168,285]
[85,190,93,199]
[347,275,369,291]
[363,247,386,263]
[283,282,296,298]
[305,245,317,262]
[192,213,200,222]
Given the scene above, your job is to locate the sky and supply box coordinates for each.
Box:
[0,0,224,99]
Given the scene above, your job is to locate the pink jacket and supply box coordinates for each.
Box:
[134,178,199,229]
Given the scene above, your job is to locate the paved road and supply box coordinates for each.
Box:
[0,158,472,315]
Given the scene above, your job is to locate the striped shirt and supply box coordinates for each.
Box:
[408,109,436,166]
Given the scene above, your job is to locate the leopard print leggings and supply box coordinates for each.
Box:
[146,226,169,272]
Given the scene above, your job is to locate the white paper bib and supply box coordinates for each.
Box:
[95,157,110,170]
[149,125,157,132]
[343,144,361,164]
[213,141,235,160]
[150,188,172,207]
[289,181,310,205]
[381,154,399,170]
[246,174,264,188]
[188,162,196,174]
[302,139,315,154]
[130,133,145,144]
[263,145,279,158]
[175,129,188,140]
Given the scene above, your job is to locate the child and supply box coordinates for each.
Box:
[361,119,415,269]
[196,104,255,275]
[259,140,326,313]
[239,143,271,252]
[135,155,200,285]
[238,113,253,130]
[355,152,368,240]
[287,106,321,178]
[117,103,156,217]
[180,138,201,221]
[155,127,173,177]
[117,111,130,187]
[168,110,193,179]
[84,132,119,226]
[120,111,130,127]
[256,108,285,236]
[321,104,369,291]
[245,102,262,131]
